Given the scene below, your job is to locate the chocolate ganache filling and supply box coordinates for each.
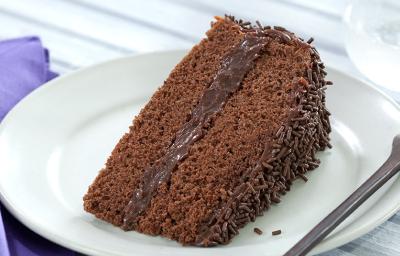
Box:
[122,33,267,229]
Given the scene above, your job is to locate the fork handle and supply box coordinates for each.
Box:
[284,137,400,256]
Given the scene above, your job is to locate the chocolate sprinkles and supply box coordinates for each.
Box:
[193,16,332,247]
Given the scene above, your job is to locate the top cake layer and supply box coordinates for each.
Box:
[83,16,331,246]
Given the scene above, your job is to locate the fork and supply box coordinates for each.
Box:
[284,135,400,256]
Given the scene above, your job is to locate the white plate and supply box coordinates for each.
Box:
[1,50,400,256]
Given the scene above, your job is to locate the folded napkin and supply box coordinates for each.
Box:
[0,37,75,256]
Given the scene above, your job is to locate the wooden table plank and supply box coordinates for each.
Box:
[282,0,350,17]
[170,0,347,56]
[0,0,193,52]
[65,0,211,40]
[0,11,125,72]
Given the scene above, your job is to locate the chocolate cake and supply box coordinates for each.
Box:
[83,16,332,246]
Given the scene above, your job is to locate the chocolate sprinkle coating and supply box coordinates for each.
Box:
[193,16,331,247]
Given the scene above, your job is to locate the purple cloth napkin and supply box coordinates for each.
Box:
[0,37,75,256]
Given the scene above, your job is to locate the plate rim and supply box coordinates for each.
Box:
[1,50,400,256]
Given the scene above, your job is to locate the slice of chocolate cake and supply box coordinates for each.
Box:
[83,16,332,246]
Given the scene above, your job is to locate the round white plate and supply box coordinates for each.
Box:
[1,50,400,256]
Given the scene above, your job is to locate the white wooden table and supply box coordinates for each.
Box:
[1,0,399,255]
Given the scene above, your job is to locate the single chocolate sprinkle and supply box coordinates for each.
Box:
[236,216,251,224]
[307,37,314,44]
[274,25,286,31]
[229,219,237,228]
[228,224,237,234]
[311,47,319,56]
[262,161,274,170]
[315,63,320,75]
[224,208,233,220]
[256,20,263,29]
[307,69,313,82]
[298,173,308,182]
[272,229,282,236]
[222,221,228,234]
[286,126,293,140]
[275,125,285,138]
[278,133,285,144]
[255,184,269,190]
[271,193,281,203]
[239,204,251,212]
[254,227,263,235]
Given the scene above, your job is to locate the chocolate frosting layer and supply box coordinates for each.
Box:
[122,33,267,229]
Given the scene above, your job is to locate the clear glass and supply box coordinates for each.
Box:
[344,0,400,92]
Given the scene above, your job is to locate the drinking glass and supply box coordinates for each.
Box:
[344,0,400,92]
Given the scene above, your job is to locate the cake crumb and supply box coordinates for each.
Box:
[272,229,282,236]
[254,227,263,235]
